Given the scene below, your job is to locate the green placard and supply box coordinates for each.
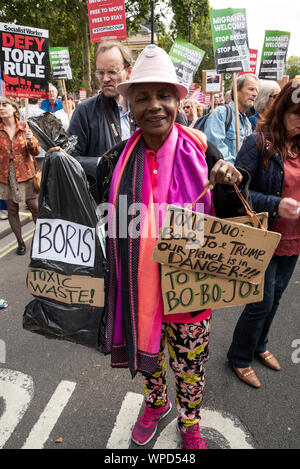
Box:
[209,8,250,74]
[169,38,205,87]
[49,46,72,80]
[259,30,290,81]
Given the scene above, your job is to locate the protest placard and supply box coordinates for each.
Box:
[160,213,268,315]
[49,47,72,80]
[0,22,49,98]
[209,8,250,74]
[87,0,127,43]
[31,218,96,268]
[169,38,205,88]
[27,267,104,307]
[259,31,290,81]
[239,48,258,75]
[152,205,281,285]
[202,70,223,94]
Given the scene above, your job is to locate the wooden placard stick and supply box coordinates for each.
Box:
[232,72,241,152]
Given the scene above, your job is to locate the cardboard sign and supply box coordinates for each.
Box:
[0,22,49,98]
[152,205,281,285]
[209,8,250,74]
[161,213,268,315]
[27,267,104,307]
[259,30,290,81]
[32,218,96,268]
[161,267,264,314]
[202,70,223,94]
[87,0,127,43]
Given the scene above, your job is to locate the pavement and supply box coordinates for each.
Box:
[0,207,32,241]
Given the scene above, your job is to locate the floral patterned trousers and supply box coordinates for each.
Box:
[142,319,211,431]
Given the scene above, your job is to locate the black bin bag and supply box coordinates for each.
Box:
[23,149,107,350]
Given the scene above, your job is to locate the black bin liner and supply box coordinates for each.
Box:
[23,149,107,350]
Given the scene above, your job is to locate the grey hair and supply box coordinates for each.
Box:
[231,74,259,100]
[254,79,281,113]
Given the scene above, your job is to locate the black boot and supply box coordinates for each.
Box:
[16,241,26,255]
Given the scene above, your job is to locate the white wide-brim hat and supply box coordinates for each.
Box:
[117,44,188,100]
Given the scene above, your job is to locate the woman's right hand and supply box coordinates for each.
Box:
[278,197,300,219]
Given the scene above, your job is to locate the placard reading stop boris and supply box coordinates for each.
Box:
[87,0,127,43]
[0,22,49,98]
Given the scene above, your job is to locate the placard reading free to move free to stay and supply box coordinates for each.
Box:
[153,205,281,285]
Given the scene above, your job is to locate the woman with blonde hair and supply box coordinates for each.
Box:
[182,98,198,127]
[0,97,40,255]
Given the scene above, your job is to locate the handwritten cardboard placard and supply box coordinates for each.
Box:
[27,267,104,307]
[153,205,281,285]
[161,267,264,314]
[160,213,268,315]
[31,218,96,268]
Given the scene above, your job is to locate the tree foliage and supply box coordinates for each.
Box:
[0,0,214,92]
[285,56,300,79]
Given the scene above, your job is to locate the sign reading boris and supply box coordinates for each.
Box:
[153,205,281,286]
[31,218,96,268]
[0,22,49,98]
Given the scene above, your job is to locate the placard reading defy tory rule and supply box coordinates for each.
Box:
[0,22,49,98]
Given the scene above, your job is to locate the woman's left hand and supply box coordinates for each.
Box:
[205,160,243,189]
[25,128,33,140]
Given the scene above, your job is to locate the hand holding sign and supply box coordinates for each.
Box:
[206,160,243,188]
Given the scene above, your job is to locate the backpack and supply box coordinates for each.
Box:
[194,104,233,133]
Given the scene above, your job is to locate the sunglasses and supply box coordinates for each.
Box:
[183,105,191,109]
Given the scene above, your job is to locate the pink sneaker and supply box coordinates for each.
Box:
[178,423,208,449]
[132,400,172,445]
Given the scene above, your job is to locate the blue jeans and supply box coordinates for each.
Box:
[227,254,299,368]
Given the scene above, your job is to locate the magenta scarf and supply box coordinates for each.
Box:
[104,124,213,377]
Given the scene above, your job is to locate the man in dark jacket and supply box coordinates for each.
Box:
[68,42,133,183]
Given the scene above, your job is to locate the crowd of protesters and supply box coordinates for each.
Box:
[1,40,300,450]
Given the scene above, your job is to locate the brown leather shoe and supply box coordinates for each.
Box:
[258,351,281,371]
[232,366,261,388]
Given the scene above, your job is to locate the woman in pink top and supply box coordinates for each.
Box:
[99,45,247,449]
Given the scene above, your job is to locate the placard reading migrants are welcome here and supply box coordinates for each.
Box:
[0,22,49,98]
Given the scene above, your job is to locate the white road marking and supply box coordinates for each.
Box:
[107,392,254,450]
[0,340,5,364]
[106,391,144,449]
[22,380,76,449]
[0,368,34,449]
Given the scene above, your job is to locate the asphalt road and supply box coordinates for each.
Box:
[0,225,299,450]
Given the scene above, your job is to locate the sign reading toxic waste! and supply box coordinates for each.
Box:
[27,267,104,307]
[0,22,49,98]
[87,0,127,43]
[153,205,281,286]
